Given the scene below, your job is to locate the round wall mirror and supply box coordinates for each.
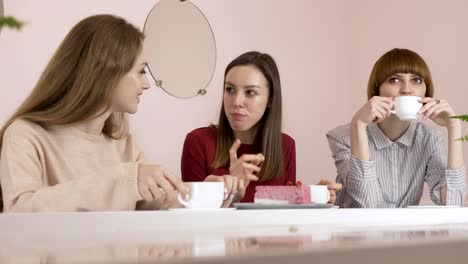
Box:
[144,0,216,98]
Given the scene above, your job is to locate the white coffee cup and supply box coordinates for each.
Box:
[177,182,224,209]
[309,185,330,204]
[391,96,422,121]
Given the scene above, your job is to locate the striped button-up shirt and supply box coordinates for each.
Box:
[327,122,466,208]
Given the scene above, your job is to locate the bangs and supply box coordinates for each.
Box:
[374,51,431,85]
[368,48,434,98]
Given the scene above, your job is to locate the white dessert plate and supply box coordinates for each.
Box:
[168,208,236,211]
[405,205,461,209]
[233,203,335,210]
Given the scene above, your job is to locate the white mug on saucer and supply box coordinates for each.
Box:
[391,96,422,121]
[177,182,224,209]
[308,185,330,204]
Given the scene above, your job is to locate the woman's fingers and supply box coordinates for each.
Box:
[230,149,263,181]
[418,98,439,116]
[317,180,343,192]
[424,103,444,119]
[366,98,393,123]
[317,179,331,185]
[328,182,343,191]
[230,176,238,195]
[161,169,188,197]
[222,176,240,204]
[245,173,259,181]
[137,164,188,204]
[354,96,394,126]
[230,153,263,181]
[229,139,242,162]
[420,103,438,118]
[430,105,450,119]
[238,179,246,194]
[239,154,265,165]
[372,104,388,122]
[148,184,165,201]
[223,176,234,198]
[139,172,165,201]
[329,190,336,203]
[139,186,154,202]
[419,97,437,104]
[223,175,238,195]
[374,97,395,110]
[242,162,262,173]
[155,176,179,202]
[369,104,388,123]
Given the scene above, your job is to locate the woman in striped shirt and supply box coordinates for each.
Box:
[327,48,465,208]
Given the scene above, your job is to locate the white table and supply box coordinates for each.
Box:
[2,208,468,263]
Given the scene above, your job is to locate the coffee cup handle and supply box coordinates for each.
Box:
[177,186,196,208]
[390,110,396,114]
[177,193,189,207]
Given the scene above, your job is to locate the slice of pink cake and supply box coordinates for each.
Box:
[254,182,311,204]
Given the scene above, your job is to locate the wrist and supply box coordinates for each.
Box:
[446,118,461,129]
[351,117,368,130]
[229,168,240,178]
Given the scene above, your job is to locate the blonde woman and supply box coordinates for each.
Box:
[0,14,187,212]
[327,48,465,208]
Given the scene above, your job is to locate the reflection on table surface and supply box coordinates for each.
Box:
[2,209,468,263]
[2,223,468,263]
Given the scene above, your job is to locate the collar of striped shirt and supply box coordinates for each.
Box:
[368,122,417,150]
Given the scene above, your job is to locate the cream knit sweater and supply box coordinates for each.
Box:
[0,119,144,212]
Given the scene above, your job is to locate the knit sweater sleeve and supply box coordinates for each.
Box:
[283,135,296,184]
[0,122,142,212]
[181,130,209,182]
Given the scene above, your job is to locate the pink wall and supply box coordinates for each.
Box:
[1,0,467,203]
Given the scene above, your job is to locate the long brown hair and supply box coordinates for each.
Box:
[0,14,144,211]
[367,48,434,99]
[212,51,283,182]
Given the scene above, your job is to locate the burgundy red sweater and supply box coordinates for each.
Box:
[181,127,296,202]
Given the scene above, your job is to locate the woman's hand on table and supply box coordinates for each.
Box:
[137,164,188,206]
[204,175,248,207]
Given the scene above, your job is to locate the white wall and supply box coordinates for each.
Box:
[1,0,467,203]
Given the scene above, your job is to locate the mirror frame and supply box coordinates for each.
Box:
[143,0,217,98]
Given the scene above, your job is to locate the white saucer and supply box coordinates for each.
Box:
[168,208,236,211]
[406,205,461,209]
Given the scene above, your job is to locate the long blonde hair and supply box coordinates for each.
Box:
[0,14,145,150]
[0,14,144,210]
